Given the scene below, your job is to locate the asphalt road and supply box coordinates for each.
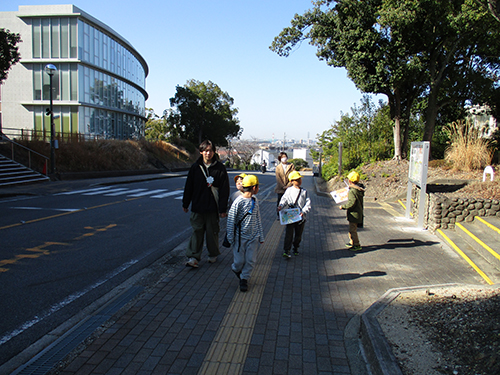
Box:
[0,176,194,365]
[0,171,278,367]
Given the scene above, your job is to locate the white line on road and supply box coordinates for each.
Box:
[104,188,148,196]
[55,187,113,195]
[127,189,168,197]
[150,191,183,198]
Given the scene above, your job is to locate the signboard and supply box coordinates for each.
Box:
[408,142,429,187]
[406,141,430,229]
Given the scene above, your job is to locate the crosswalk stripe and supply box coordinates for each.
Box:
[150,191,183,198]
[56,187,113,195]
[127,189,168,197]
[104,188,148,196]
[83,188,128,196]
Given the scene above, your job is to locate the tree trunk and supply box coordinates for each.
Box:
[392,89,402,161]
[423,89,440,143]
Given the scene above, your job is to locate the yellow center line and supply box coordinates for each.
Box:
[437,229,494,285]
[199,221,284,374]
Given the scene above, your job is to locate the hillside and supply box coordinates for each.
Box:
[320,159,500,201]
[1,139,194,174]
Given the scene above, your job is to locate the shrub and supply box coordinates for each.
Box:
[444,119,493,171]
[289,158,309,170]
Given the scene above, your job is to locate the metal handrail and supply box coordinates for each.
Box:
[0,134,50,175]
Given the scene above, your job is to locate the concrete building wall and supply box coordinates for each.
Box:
[1,11,34,133]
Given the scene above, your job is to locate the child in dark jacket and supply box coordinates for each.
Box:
[340,171,365,251]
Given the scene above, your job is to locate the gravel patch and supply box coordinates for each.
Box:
[378,286,500,375]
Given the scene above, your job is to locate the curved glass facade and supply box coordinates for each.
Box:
[29,13,148,140]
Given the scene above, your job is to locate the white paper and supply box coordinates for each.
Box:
[279,208,302,225]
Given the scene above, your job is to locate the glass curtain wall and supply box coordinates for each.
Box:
[31,16,146,140]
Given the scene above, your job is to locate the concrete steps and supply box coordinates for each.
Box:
[0,154,50,187]
[436,215,500,285]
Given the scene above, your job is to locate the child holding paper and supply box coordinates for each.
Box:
[278,171,311,258]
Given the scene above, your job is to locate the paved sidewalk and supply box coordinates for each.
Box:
[8,174,486,374]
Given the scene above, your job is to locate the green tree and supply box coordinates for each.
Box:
[0,28,21,83]
[145,108,169,140]
[317,96,393,179]
[271,0,500,157]
[475,0,500,22]
[164,80,241,147]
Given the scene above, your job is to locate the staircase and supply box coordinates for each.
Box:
[0,154,50,187]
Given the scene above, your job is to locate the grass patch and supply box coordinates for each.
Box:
[7,139,193,173]
[444,119,493,171]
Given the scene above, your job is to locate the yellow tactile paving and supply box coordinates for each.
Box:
[199,220,284,375]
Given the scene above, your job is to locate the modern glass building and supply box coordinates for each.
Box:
[0,5,148,140]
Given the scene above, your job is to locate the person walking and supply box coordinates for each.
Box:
[340,171,365,251]
[277,171,311,258]
[274,151,295,218]
[227,175,264,292]
[182,140,230,268]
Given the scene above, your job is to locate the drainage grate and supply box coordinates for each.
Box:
[12,285,143,375]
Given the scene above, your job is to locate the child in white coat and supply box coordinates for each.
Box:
[278,171,311,258]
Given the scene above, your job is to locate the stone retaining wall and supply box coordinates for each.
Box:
[411,186,500,232]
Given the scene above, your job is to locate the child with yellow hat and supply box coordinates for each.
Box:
[277,171,311,258]
[340,171,365,251]
[227,175,265,292]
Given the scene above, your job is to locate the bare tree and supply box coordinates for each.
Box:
[231,139,260,169]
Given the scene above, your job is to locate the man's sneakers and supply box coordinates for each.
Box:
[282,252,291,259]
[240,279,248,292]
[208,256,217,263]
[345,243,362,251]
[186,257,199,268]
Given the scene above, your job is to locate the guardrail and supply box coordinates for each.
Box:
[0,134,49,175]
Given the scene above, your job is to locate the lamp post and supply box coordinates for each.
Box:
[45,64,57,174]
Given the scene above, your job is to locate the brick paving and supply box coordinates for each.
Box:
[51,175,484,375]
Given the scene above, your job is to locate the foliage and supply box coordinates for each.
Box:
[317,95,394,179]
[288,158,309,170]
[0,28,21,83]
[145,108,169,141]
[271,0,500,155]
[164,80,241,147]
[443,119,493,171]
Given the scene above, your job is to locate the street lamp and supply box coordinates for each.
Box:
[45,64,57,174]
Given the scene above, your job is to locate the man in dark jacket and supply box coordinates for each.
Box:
[183,140,230,268]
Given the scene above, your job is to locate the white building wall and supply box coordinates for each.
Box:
[0,11,34,133]
[293,148,313,167]
[251,149,276,171]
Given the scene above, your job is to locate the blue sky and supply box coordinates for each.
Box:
[4,0,374,141]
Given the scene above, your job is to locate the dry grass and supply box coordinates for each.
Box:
[8,139,193,173]
[444,119,493,171]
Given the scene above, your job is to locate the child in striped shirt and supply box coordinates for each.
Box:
[227,175,264,292]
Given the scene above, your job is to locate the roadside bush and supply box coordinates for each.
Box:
[289,158,309,170]
[444,119,493,171]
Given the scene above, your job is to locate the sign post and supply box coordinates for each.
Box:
[406,142,430,229]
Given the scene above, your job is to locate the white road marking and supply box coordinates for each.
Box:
[104,188,148,196]
[127,189,168,197]
[151,191,183,198]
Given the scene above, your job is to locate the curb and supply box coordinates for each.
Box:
[359,283,468,375]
